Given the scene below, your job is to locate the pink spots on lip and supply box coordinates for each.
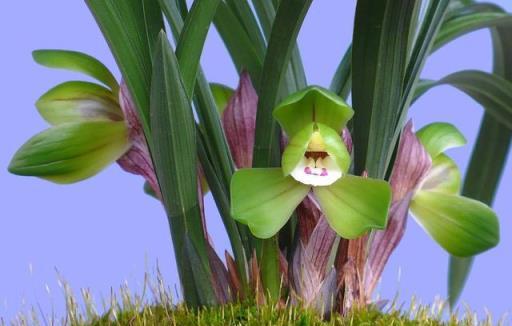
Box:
[304,166,328,177]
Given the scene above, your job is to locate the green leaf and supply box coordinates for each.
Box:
[213,2,264,82]
[411,191,499,257]
[313,175,392,239]
[225,0,266,57]
[150,32,215,306]
[421,154,461,195]
[416,71,512,129]
[36,81,122,125]
[32,50,119,92]
[182,237,218,306]
[158,0,185,38]
[252,0,313,168]
[433,4,512,52]
[210,83,234,115]
[273,86,354,138]
[160,0,252,278]
[86,0,164,134]
[230,168,310,239]
[448,11,512,307]
[352,0,418,178]
[330,45,352,100]
[250,0,307,93]
[9,121,129,184]
[416,122,467,158]
[448,257,474,307]
[197,131,249,287]
[175,0,221,97]
[394,0,451,160]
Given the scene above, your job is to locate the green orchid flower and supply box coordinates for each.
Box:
[9,50,158,193]
[410,122,500,257]
[231,86,392,239]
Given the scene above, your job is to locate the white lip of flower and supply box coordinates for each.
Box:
[290,131,343,187]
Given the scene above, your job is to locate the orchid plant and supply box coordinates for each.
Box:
[8,0,512,316]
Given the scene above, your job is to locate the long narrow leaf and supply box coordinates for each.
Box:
[175,0,221,96]
[394,0,450,159]
[251,0,313,299]
[159,0,251,279]
[150,32,216,306]
[415,71,512,129]
[251,0,307,92]
[448,6,512,307]
[352,0,419,178]
[433,7,512,51]
[252,0,313,168]
[214,2,264,83]
[329,45,352,100]
[86,0,164,133]
[225,0,267,56]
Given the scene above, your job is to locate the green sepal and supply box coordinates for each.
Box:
[411,191,499,257]
[420,154,461,195]
[416,122,467,158]
[36,81,123,126]
[231,168,310,239]
[273,86,354,138]
[8,121,130,184]
[210,83,234,115]
[33,50,119,92]
[313,175,392,239]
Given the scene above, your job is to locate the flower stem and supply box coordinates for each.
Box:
[259,236,281,300]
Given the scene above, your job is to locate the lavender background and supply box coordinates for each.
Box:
[1,1,511,322]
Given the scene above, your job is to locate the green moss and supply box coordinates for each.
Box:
[86,303,478,326]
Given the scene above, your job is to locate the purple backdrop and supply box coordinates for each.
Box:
[1,1,511,322]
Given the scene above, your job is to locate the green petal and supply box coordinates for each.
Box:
[313,175,392,239]
[420,154,461,195]
[416,122,467,158]
[317,123,351,174]
[36,81,123,126]
[282,123,314,175]
[273,86,354,138]
[8,121,130,184]
[210,83,234,115]
[230,168,310,239]
[411,191,499,257]
[33,50,119,92]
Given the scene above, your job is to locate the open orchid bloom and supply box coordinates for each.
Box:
[9,50,158,195]
[408,122,500,257]
[231,86,392,239]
